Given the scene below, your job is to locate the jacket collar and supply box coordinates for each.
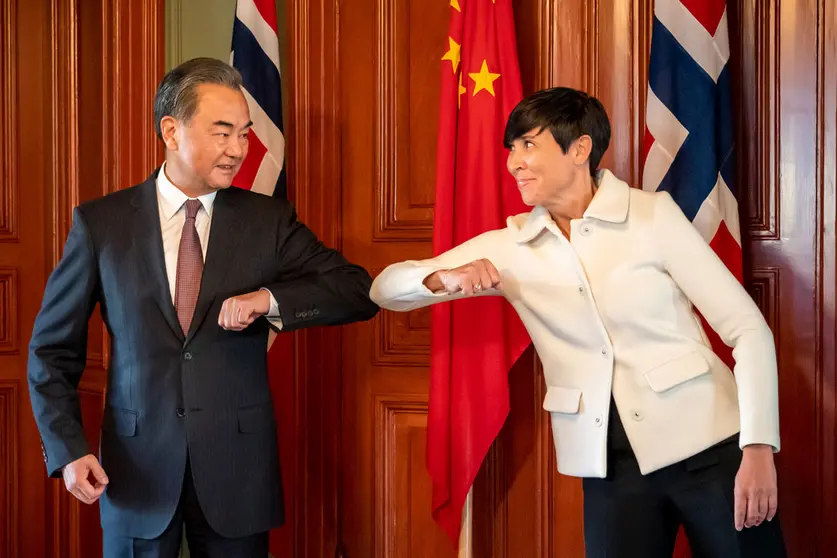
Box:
[515,169,630,244]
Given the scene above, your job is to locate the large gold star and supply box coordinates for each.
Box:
[442,37,461,74]
[451,0,461,11]
[469,59,501,97]
[458,72,467,108]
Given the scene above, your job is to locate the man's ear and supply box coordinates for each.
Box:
[573,135,593,167]
[160,116,179,151]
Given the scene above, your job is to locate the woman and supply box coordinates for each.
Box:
[369,87,786,557]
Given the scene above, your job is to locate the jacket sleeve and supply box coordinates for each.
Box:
[653,192,780,451]
[28,208,99,477]
[263,202,379,331]
[369,229,506,312]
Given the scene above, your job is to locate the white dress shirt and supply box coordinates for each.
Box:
[370,169,780,478]
[156,164,282,325]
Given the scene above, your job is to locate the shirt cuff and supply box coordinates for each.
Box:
[260,287,284,330]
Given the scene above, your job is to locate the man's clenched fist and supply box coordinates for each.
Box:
[218,290,271,331]
[63,454,108,504]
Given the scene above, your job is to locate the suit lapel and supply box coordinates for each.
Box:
[131,173,185,343]
[185,187,242,343]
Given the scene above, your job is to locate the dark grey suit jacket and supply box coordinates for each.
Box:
[27,169,378,538]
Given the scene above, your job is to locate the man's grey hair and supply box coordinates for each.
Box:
[153,57,243,139]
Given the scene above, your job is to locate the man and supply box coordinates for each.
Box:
[28,57,378,557]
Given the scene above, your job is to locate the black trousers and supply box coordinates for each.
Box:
[103,456,269,558]
[582,400,787,558]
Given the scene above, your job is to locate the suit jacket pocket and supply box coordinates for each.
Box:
[238,402,275,433]
[643,350,711,393]
[542,386,582,414]
[102,406,138,437]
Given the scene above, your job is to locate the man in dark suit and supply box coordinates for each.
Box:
[27,57,378,557]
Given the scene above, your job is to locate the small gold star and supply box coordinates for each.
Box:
[441,37,462,74]
[469,59,501,97]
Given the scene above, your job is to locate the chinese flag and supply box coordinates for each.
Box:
[428,0,531,546]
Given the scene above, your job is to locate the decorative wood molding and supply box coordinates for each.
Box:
[0,381,19,558]
[743,0,779,239]
[50,0,79,265]
[374,396,429,557]
[817,0,837,547]
[747,267,780,339]
[373,0,434,242]
[372,309,430,367]
[0,268,18,354]
[288,0,342,555]
[0,0,18,243]
[631,0,653,186]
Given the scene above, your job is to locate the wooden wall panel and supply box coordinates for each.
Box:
[374,397,450,557]
[46,1,165,557]
[373,0,438,242]
[0,268,18,354]
[0,0,17,243]
[0,381,19,558]
[285,0,343,555]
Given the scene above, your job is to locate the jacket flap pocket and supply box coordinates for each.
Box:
[238,402,275,433]
[644,351,710,393]
[542,386,582,414]
[102,406,137,437]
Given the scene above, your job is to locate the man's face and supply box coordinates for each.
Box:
[164,83,252,190]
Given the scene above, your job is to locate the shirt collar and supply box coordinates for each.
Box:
[156,162,218,221]
[515,169,631,244]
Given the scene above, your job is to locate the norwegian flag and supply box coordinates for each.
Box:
[229,2,292,554]
[643,2,738,556]
[642,0,740,368]
[230,0,286,198]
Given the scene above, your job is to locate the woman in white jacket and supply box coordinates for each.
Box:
[369,87,786,557]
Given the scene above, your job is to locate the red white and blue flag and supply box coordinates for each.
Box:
[643,0,740,367]
[229,3,292,554]
[643,3,737,556]
[230,0,286,198]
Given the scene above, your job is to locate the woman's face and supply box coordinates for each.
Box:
[506,128,591,207]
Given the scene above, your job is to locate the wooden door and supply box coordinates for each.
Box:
[1,1,164,556]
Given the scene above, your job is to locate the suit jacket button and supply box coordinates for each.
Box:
[183,352,192,361]
[176,408,186,417]
[313,309,320,316]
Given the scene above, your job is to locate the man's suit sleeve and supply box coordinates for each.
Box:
[28,208,99,477]
[263,203,379,331]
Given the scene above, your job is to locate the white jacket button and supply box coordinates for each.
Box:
[594,415,603,427]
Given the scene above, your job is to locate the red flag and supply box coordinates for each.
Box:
[428,0,531,546]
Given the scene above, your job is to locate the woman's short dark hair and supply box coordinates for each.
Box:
[504,87,611,177]
[153,57,244,139]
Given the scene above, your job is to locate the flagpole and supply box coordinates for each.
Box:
[457,487,474,558]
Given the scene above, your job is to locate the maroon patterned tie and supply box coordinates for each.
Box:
[175,199,204,334]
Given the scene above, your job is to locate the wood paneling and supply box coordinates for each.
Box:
[0,381,19,558]
[338,0,454,555]
[374,396,449,557]
[285,0,343,555]
[372,0,439,242]
[1,0,164,556]
[0,268,18,354]
[0,0,17,243]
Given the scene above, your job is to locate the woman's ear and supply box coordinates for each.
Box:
[573,135,593,167]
